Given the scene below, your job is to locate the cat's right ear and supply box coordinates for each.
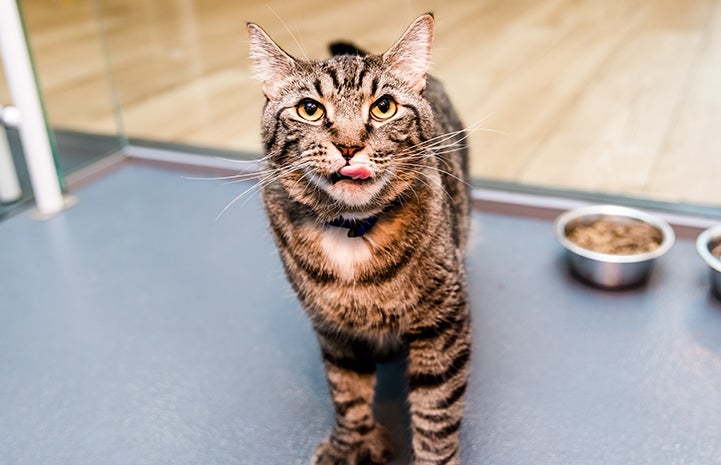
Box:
[382,13,435,93]
[247,22,296,99]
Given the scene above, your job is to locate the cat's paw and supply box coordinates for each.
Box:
[412,458,459,465]
[311,423,393,465]
[411,450,460,465]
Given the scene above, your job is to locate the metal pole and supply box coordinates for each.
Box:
[0,0,65,215]
[0,117,22,203]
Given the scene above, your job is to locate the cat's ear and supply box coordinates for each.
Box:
[382,13,435,93]
[247,22,297,99]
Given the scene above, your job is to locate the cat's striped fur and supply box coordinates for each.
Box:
[247,14,471,465]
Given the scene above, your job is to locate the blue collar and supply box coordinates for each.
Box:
[326,216,378,238]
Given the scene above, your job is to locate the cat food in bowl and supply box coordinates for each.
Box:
[696,225,721,299]
[553,205,675,288]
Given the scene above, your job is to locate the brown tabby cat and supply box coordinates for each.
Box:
[247,13,471,465]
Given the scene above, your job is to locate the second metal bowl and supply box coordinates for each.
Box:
[696,225,721,299]
[554,205,675,289]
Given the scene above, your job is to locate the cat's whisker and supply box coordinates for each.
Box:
[402,121,486,149]
[392,150,459,173]
[215,182,263,221]
[418,173,457,206]
[387,166,455,208]
[401,141,469,158]
[392,139,463,161]
[216,161,313,219]
[396,148,470,169]
[474,126,507,136]
[395,160,474,191]
[395,130,471,156]
[393,120,501,158]
[254,164,304,191]
[394,135,477,160]
[267,6,308,60]
[395,132,462,155]
[181,155,271,182]
[295,171,319,208]
[282,162,319,196]
[183,170,265,182]
[218,176,268,187]
[212,155,270,165]
[260,162,321,200]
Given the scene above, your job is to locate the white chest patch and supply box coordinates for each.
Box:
[319,227,373,281]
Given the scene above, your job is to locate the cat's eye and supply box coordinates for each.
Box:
[297,99,325,122]
[370,96,397,121]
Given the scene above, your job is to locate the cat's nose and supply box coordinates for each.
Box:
[335,144,363,160]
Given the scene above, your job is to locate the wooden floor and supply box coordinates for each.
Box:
[1,0,720,207]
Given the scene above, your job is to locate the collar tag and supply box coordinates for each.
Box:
[326,216,378,238]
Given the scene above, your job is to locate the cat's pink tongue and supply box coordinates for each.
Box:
[339,164,372,180]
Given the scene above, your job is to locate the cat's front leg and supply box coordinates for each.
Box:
[312,332,393,465]
[406,309,471,465]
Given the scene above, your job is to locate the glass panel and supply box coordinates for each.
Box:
[25,0,721,214]
[96,0,267,154]
[19,0,125,176]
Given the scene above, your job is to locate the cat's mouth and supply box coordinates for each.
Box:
[315,167,385,207]
[328,166,373,184]
[328,163,375,185]
[329,172,374,185]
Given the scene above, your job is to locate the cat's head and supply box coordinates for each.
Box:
[247,14,437,219]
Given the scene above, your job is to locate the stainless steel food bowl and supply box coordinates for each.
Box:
[553,205,675,289]
[696,225,721,298]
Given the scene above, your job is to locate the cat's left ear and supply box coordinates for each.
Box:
[247,22,297,99]
[382,13,435,93]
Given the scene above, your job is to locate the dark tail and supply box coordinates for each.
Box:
[328,41,368,57]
